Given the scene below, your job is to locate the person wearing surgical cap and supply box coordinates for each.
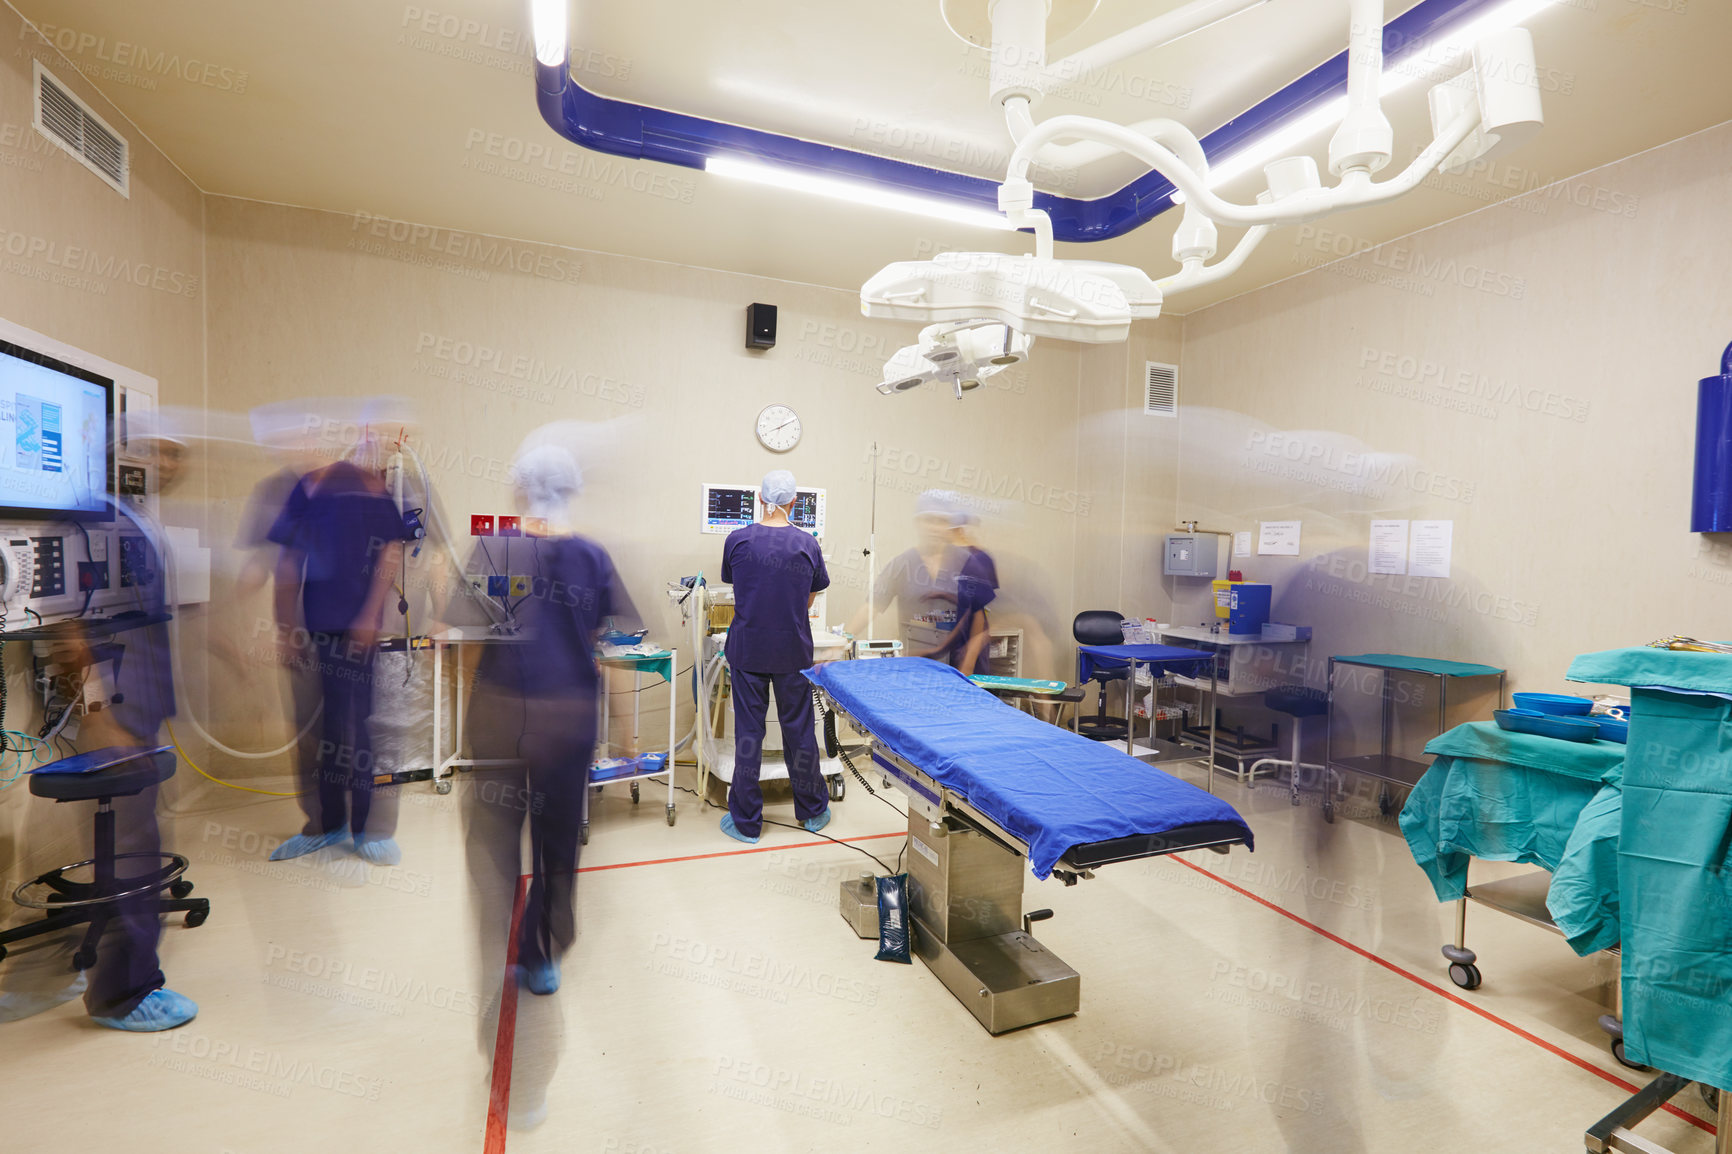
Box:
[717,469,832,844]
[911,501,999,675]
[845,489,967,645]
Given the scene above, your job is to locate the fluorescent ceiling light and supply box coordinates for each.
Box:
[1205,0,1555,188]
[706,155,1014,231]
[530,0,567,68]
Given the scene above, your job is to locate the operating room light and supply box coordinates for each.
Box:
[705,156,1015,232]
[530,0,568,68]
[1205,0,1555,187]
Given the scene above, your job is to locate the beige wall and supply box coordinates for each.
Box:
[1175,119,1732,703]
[0,9,205,885]
[196,197,1160,776]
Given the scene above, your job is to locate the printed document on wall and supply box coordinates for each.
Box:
[1410,521,1453,579]
[1369,521,1409,575]
[1257,521,1301,556]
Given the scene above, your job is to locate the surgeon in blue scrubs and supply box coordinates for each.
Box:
[912,502,998,675]
[719,469,831,844]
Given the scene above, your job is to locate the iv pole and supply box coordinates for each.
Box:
[865,442,877,644]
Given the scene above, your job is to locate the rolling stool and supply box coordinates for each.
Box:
[0,746,208,968]
[1072,609,1129,742]
[1247,686,1330,810]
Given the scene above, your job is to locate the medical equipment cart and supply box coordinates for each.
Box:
[1324,653,1505,822]
[587,647,679,842]
[428,625,525,794]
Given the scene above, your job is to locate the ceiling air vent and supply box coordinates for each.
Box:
[1144,361,1178,417]
[32,61,129,197]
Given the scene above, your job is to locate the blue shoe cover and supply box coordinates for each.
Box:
[719,815,760,844]
[91,988,198,1032]
[269,830,349,861]
[521,961,560,996]
[353,835,401,866]
[802,810,832,834]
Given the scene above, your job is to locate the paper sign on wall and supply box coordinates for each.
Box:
[1257,520,1301,556]
[1409,520,1453,578]
[1369,520,1409,575]
[1233,531,1251,558]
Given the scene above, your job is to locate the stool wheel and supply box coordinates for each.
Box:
[1447,962,1482,990]
[170,880,194,899]
[72,946,97,971]
[185,908,209,928]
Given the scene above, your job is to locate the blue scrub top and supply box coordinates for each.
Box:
[932,547,998,666]
[722,523,829,674]
[472,535,638,700]
[267,461,414,634]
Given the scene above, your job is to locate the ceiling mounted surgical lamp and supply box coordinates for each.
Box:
[877,321,1033,398]
[862,0,1547,394]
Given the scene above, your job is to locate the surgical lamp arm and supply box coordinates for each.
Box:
[1155,224,1271,294]
[1005,105,1479,229]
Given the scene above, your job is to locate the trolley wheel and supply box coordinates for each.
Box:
[1377,788,1394,816]
[1447,962,1482,991]
[580,823,589,846]
[823,710,840,759]
[1700,1085,1719,1113]
[169,880,194,899]
[72,947,96,971]
[435,779,453,796]
[1322,799,1335,824]
[828,775,845,802]
[666,805,677,827]
[185,908,208,928]
[1611,1039,1648,1071]
[630,781,640,804]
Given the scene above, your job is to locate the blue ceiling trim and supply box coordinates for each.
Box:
[534,0,1498,243]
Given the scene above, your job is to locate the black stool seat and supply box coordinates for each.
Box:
[1264,685,1328,718]
[28,746,176,801]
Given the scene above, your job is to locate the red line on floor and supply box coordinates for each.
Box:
[1170,855,1717,1136]
[482,875,530,1154]
[575,830,907,874]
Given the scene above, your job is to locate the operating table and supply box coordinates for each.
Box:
[806,658,1254,1034]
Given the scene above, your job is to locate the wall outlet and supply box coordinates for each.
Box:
[470,514,494,537]
[497,516,520,537]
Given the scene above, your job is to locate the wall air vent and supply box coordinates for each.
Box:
[33,61,129,197]
[1144,361,1178,416]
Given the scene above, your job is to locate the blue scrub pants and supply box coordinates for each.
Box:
[311,630,382,837]
[83,782,166,1019]
[729,668,828,838]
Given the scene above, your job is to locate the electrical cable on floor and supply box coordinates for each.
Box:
[671,781,900,874]
[166,720,302,797]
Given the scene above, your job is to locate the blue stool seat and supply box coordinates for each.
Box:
[1264,686,1328,718]
[1,745,206,971]
[28,747,176,801]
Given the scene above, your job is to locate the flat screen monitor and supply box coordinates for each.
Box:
[0,338,113,520]
[789,491,820,532]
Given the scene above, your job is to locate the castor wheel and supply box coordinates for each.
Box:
[170,880,194,899]
[1611,1039,1648,1071]
[435,779,452,795]
[1448,962,1482,990]
[1378,788,1394,816]
[1323,799,1335,824]
[580,824,589,846]
[72,947,96,971]
[630,781,640,804]
[185,908,208,928]
[828,776,844,802]
[1700,1085,1719,1112]
[665,805,676,827]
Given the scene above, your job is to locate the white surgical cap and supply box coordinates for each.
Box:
[513,443,584,519]
[761,469,797,507]
[916,489,962,520]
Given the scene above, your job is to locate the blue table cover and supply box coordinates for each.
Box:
[1076,643,1218,686]
[807,658,1252,878]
